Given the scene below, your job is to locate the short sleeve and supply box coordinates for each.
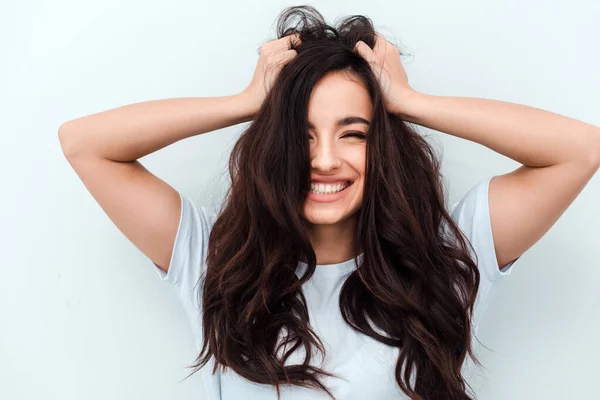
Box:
[151,192,217,341]
[449,176,521,281]
[448,176,522,332]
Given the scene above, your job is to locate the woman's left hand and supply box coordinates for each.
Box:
[354,32,414,115]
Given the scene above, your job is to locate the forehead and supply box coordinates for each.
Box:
[307,71,372,128]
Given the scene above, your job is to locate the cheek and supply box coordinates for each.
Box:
[351,153,366,181]
[353,180,365,205]
[344,146,366,167]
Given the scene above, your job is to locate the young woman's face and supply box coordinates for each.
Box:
[302,70,372,226]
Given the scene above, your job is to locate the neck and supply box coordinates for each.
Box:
[307,215,357,265]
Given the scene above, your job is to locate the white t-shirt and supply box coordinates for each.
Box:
[151,176,519,399]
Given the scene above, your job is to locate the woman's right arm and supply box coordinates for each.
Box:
[58,33,301,273]
[58,93,258,273]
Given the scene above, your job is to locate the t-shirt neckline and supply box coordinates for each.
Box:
[297,252,364,277]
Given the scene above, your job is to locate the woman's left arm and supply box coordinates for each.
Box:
[355,33,600,270]
[399,92,600,270]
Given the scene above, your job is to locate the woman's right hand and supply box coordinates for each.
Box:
[241,33,301,115]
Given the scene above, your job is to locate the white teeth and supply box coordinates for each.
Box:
[309,181,350,195]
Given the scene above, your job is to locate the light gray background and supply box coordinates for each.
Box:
[2,0,599,399]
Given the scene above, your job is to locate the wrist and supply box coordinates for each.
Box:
[392,90,427,124]
[233,91,260,122]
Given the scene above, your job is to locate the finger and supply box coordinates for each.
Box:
[373,32,385,54]
[354,41,376,64]
[271,33,301,53]
[372,32,389,64]
[355,40,386,79]
[264,49,298,90]
[271,49,298,67]
[265,49,297,79]
[286,32,302,48]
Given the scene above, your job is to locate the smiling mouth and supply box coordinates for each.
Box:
[309,180,353,195]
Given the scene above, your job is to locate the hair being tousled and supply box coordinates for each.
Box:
[184,5,485,400]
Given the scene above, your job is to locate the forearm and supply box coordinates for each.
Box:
[398,91,600,167]
[58,93,257,162]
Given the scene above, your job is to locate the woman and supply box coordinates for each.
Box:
[58,5,600,400]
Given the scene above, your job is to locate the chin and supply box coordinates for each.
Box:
[302,207,355,226]
[304,214,343,226]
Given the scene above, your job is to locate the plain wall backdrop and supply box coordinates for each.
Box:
[2,0,599,399]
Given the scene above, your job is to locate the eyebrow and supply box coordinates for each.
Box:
[307,116,371,130]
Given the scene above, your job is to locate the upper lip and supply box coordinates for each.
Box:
[310,177,353,184]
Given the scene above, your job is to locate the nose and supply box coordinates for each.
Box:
[310,138,342,172]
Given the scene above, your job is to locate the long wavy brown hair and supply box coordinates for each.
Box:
[184,5,485,400]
